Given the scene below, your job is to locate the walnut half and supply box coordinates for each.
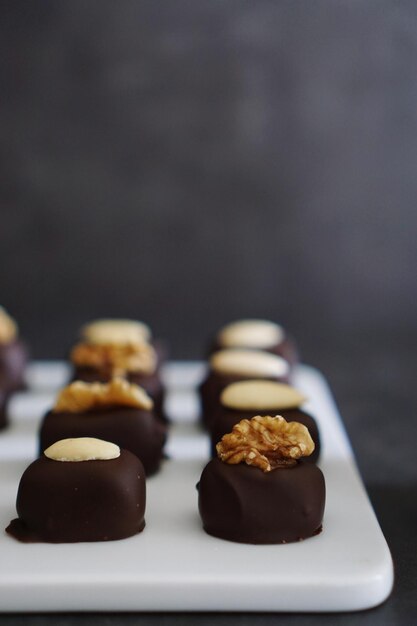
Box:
[70,341,157,376]
[53,378,153,413]
[216,415,315,472]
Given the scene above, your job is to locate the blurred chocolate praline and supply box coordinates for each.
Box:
[72,319,168,422]
[0,339,28,393]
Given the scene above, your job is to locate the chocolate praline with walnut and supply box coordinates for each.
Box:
[198,416,325,544]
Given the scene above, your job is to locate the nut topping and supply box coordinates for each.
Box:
[220,380,306,411]
[217,319,284,349]
[81,319,151,345]
[0,306,17,344]
[210,349,289,378]
[70,341,156,376]
[53,378,153,413]
[216,415,315,472]
[44,437,120,462]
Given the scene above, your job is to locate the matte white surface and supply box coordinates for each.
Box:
[0,361,393,612]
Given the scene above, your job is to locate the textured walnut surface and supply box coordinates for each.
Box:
[53,378,153,413]
[70,341,156,376]
[216,415,315,472]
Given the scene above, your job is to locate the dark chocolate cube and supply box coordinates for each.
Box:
[7,450,146,543]
[198,458,325,544]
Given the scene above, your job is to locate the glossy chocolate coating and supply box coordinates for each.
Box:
[39,406,166,476]
[0,390,8,430]
[210,333,298,369]
[72,367,166,423]
[0,339,28,392]
[209,407,320,463]
[198,457,325,544]
[199,370,290,430]
[6,449,146,542]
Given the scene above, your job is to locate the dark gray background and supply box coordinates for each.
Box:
[0,1,416,625]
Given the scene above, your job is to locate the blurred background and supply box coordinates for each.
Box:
[0,2,416,620]
[1,3,416,448]
[1,0,416,360]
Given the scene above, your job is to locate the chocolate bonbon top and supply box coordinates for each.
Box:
[209,349,289,379]
[217,319,284,349]
[44,437,120,462]
[70,341,157,377]
[81,318,151,344]
[220,380,306,411]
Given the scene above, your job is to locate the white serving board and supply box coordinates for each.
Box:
[0,361,393,613]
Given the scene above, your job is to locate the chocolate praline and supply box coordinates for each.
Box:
[209,407,320,463]
[6,449,146,543]
[198,457,325,544]
[39,406,166,476]
[0,339,28,392]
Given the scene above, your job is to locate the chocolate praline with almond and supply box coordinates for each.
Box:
[6,439,146,543]
[199,349,291,430]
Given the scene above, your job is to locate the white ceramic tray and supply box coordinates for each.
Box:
[0,361,393,613]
